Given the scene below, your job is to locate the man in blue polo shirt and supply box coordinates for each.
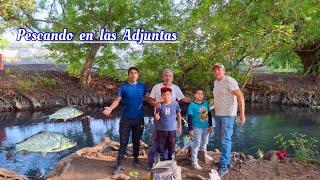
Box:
[103,67,149,175]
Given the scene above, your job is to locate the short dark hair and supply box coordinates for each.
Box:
[195,88,204,93]
[128,67,139,74]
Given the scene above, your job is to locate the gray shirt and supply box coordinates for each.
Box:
[154,101,181,131]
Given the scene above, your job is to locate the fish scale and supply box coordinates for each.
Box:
[15,131,76,153]
[47,107,83,121]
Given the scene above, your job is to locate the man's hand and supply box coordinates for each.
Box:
[103,107,113,116]
[189,130,194,138]
[154,107,160,120]
[238,114,246,125]
[208,126,213,133]
[154,113,160,121]
[154,102,161,108]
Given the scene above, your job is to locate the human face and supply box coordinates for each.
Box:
[128,69,139,83]
[161,91,172,103]
[162,72,173,85]
[212,67,225,81]
[194,90,204,102]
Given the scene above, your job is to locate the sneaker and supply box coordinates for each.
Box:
[192,162,202,170]
[113,165,122,175]
[133,159,140,168]
[218,168,229,177]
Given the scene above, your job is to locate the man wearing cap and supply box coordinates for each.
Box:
[103,67,149,175]
[147,68,191,168]
[211,63,246,177]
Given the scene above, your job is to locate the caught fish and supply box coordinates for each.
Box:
[45,107,83,121]
[15,131,77,153]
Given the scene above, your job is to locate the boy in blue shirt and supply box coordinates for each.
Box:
[154,87,182,161]
[187,88,213,170]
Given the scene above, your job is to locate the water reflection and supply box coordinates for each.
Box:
[0,104,319,177]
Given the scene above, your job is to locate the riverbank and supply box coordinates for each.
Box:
[2,137,319,180]
[0,65,319,112]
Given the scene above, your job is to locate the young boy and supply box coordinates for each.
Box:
[154,87,182,161]
[187,88,213,170]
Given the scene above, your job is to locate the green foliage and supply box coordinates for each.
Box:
[4,68,12,76]
[274,133,320,163]
[267,52,303,72]
[15,80,35,90]
[37,76,61,86]
[41,0,173,80]
[0,38,9,49]
[0,0,36,31]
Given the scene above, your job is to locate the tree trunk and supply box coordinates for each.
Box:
[295,41,320,76]
[80,44,101,87]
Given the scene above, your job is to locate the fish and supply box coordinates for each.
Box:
[15,131,77,153]
[45,107,83,121]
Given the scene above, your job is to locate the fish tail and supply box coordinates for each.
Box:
[42,115,53,121]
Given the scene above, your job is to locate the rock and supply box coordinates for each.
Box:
[209,169,221,180]
[263,150,279,162]
[111,173,130,180]
[246,155,254,161]
[0,168,28,180]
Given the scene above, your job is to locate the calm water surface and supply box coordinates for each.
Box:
[0,104,319,178]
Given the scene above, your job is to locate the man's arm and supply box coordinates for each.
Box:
[232,89,246,125]
[181,97,192,104]
[103,96,122,116]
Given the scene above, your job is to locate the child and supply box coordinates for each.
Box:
[154,87,182,161]
[188,88,213,170]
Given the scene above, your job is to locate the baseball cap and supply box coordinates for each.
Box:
[160,87,172,93]
[212,63,225,69]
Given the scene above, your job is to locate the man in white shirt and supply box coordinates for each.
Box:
[212,63,246,177]
[147,68,190,168]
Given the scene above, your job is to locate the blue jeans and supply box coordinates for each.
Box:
[215,116,236,168]
[191,127,209,164]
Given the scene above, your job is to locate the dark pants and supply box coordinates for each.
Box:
[117,119,144,166]
[156,130,176,161]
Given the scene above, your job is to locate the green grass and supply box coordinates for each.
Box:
[37,76,61,86]
[15,80,35,90]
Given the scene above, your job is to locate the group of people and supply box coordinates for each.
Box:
[103,63,246,177]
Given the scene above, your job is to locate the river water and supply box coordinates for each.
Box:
[0,104,319,178]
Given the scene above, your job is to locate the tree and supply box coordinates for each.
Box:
[192,0,320,76]
[0,0,36,32]
[40,0,173,87]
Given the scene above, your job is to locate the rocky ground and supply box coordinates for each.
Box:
[45,137,320,180]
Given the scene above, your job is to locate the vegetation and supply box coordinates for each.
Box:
[274,133,320,164]
[37,76,61,86]
[15,80,35,90]
[1,0,319,90]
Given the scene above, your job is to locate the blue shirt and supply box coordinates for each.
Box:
[154,101,181,131]
[187,101,210,128]
[117,82,147,119]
